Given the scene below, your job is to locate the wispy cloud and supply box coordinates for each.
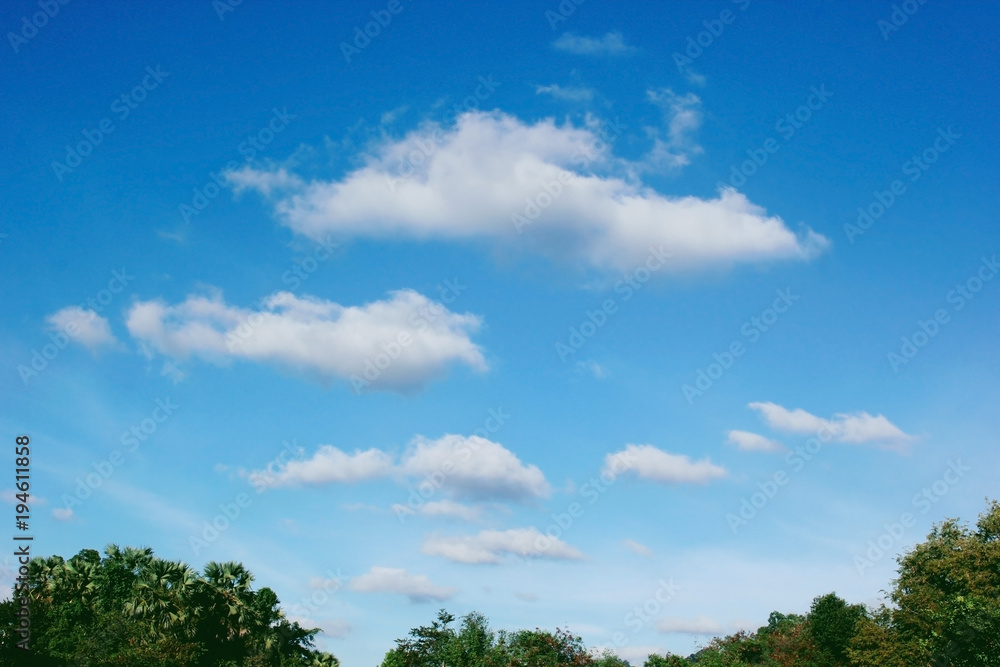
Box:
[726,430,785,453]
[536,83,596,102]
[422,527,584,564]
[348,566,456,602]
[553,31,636,56]
[748,402,915,448]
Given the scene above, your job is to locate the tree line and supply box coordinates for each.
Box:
[1,500,997,666]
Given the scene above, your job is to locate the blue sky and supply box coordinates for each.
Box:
[1,0,998,663]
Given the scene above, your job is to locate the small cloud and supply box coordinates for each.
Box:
[348,566,456,603]
[228,166,304,197]
[622,538,653,557]
[46,307,117,350]
[604,444,727,484]
[726,430,785,453]
[536,84,596,102]
[553,31,636,56]
[392,500,483,522]
[2,490,45,505]
[575,359,607,378]
[380,105,409,126]
[422,527,585,564]
[748,402,915,448]
[52,508,74,521]
[514,591,537,602]
[657,615,725,635]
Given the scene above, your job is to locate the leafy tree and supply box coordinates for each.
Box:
[849,499,1000,667]
[0,544,338,667]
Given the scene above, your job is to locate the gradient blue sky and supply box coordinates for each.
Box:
[2,1,998,663]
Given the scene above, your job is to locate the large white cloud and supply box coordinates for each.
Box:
[125,289,485,392]
[348,566,456,602]
[603,444,727,483]
[229,111,828,273]
[247,433,550,503]
[422,527,584,564]
[46,306,117,349]
[748,402,915,447]
[400,434,550,501]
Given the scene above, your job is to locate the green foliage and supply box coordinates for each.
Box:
[0,544,338,667]
[849,499,1000,667]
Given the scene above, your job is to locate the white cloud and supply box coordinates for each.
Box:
[422,528,585,564]
[400,434,550,501]
[536,84,596,102]
[229,167,303,196]
[552,31,636,56]
[748,402,915,447]
[348,566,456,602]
[248,433,549,502]
[623,538,653,557]
[642,88,703,172]
[604,444,727,483]
[250,446,393,487]
[52,508,74,521]
[575,359,607,378]
[125,289,485,392]
[657,615,725,635]
[46,306,117,349]
[392,499,483,522]
[231,111,828,274]
[726,430,785,453]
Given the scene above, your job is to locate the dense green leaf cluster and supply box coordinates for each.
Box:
[1,500,996,666]
[0,544,339,667]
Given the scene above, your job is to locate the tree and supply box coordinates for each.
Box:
[849,499,1000,667]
